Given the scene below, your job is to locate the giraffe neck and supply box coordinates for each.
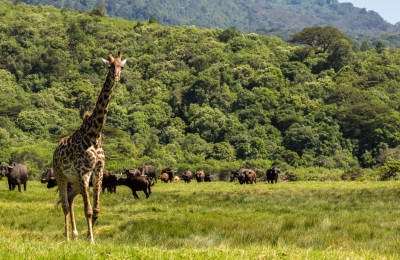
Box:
[83,69,116,137]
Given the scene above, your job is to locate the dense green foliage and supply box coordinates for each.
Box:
[18,0,400,45]
[1,1,400,178]
[1,181,400,258]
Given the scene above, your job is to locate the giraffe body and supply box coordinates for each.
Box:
[53,52,126,244]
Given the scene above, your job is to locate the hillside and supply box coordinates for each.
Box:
[19,0,400,43]
[1,0,400,179]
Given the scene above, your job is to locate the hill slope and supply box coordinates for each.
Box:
[19,0,400,41]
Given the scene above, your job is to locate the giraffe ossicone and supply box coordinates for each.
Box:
[53,51,127,244]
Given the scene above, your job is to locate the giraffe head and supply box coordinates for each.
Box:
[102,51,127,82]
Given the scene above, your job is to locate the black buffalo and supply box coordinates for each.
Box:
[121,168,142,177]
[182,170,193,183]
[139,164,157,182]
[195,170,211,182]
[102,170,122,193]
[0,162,29,192]
[117,175,154,199]
[195,170,205,182]
[230,168,256,184]
[41,167,57,188]
[266,167,279,183]
[244,169,257,184]
[40,167,95,189]
[161,166,175,181]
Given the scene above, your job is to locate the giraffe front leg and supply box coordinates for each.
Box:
[92,168,103,225]
[64,213,70,242]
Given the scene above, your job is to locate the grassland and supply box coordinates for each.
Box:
[1,180,400,259]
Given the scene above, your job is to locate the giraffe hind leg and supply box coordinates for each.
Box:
[56,174,71,242]
[68,183,80,239]
[92,167,103,225]
[81,174,94,243]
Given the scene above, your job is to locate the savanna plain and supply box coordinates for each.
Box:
[1,180,400,259]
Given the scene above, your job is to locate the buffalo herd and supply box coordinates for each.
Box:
[2,162,282,196]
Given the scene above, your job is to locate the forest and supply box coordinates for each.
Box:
[18,0,400,46]
[0,0,400,180]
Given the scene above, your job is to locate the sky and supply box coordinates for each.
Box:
[340,1,400,24]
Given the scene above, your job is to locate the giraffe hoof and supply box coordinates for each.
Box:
[72,230,79,239]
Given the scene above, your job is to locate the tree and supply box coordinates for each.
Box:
[360,41,370,51]
[291,26,349,54]
[149,17,158,24]
[187,104,227,142]
[210,142,235,161]
[326,38,352,71]
[282,123,319,156]
[218,27,240,43]
[291,26,352,71]
[87,5,107,17]
[375,41,385,54]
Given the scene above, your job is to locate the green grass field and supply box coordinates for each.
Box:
[1,180,400,259]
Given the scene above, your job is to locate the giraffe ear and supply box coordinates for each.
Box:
[121,58,128,66]
[102,58,110,67]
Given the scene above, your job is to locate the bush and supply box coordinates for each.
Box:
[341,167,379,181]
[284,167,343,181]
[378,161,400,180]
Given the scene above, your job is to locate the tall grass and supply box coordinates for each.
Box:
[1,180,400,259]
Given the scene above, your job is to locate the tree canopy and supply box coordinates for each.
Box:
[19,0,400,46]
[1,0,400,178]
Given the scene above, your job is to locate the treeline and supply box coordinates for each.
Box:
[0,0,400,180]
[18,0,400,45]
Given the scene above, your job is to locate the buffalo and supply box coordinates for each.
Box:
[40,167,57,188]
[121,168,141,177]
[195,170,205,182]
[230,169,246,184]
[0,162,29,192]
[162,166,175,180]
[139,164,157,182]
[117,175,154,199]
[160,172,170,183]
[231,168,256,184]
[266,167,279,183]
[244,169,257,184]
[40,167,96,189]
[102,170,122,193]
[181,170,193,183]
[195,170,211,182]
[173,176,181,183]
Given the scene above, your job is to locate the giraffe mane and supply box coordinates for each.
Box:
[83,111,92,121]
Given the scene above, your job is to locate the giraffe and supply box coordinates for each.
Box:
[53,51,127,244]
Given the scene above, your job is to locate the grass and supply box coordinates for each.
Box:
[1,180,400,259]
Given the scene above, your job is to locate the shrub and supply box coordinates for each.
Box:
[341,167,379,181]
[284,167,343,181]
[378,161,400,180]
